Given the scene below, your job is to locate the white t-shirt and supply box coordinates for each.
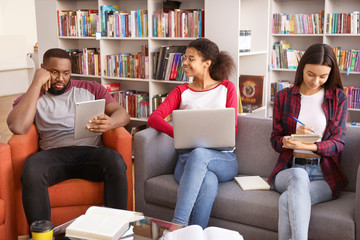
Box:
[294,88,326,155]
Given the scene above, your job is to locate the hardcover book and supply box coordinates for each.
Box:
[239,75,264,113]
[65,206,144,240]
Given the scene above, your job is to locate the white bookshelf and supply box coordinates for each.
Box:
[269,0,360,121]
[34,0,272,122]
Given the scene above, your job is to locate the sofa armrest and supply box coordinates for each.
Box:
[133,127,176,211]
[356,164,360,240]
[102,127,133,210]
[8,124,39,189]
[0,143,17,238]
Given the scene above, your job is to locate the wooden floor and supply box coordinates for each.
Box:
[0,94,22,143]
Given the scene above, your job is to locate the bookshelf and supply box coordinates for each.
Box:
[269,0,360,122]
[34,0,244,125]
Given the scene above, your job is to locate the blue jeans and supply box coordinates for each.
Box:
[173,147,238,228]
[274,161,333,240]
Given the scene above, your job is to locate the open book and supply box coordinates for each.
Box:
[234,176,270,190]
[290,133,322,143]
[65,206,144,240]
[164,225,243,240]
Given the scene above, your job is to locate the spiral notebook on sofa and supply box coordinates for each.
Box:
[172,108,235,149]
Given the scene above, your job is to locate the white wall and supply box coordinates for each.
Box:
[0,0,37,54]
[0,0,37,96]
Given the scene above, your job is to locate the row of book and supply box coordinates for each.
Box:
[344,86,360,109]
[152,93,171,121]
[105,45,149,79]
[111,90,150,119]
[153,45,189,81]
[57,9,99,37]
[333,47,360,72]
[270,81,293,102]
[67,48,101,76]
[153,9,204,38]
[271,41,304,69]
[101,5,148,37]
[272,11,324,34]
[326,12,360,34]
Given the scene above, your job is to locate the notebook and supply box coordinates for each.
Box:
[290,133,322,143]
[74,99,105,140]
[172,108,235,149]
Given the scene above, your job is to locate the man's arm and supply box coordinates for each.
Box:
[7,68,51,134]
[86,101,130,133]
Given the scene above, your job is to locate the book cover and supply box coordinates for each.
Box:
[234,176,270,191]
[239,75,264,113]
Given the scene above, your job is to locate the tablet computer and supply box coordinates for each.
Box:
[74,99,106,140]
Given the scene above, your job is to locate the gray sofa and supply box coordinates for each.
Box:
[134,115,360,240]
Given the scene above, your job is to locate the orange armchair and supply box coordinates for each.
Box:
[8,124,133,237]
[0,143,17,240]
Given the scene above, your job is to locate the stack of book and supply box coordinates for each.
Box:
[327,12,360,34]
[271,40,304,69]
[57,9,99,37]
[100,5,148,37]
[67,48,101,76]
[153,9,204,38]
[272,11,324,34]
[105,45,149,79]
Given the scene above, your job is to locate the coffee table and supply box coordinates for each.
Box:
[53,216,182,240]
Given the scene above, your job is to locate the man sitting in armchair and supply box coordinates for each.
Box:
[7,48,130,229]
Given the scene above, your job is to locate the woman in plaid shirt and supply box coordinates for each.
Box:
[269,43,348,240]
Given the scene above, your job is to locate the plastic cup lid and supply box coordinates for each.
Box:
[30,220,54,233]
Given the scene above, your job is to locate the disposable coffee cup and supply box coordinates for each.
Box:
[30,220,54,240]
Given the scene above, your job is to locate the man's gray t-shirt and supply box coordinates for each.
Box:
[13,80,115,150]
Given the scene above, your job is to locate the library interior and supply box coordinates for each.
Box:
[1,0,360,240]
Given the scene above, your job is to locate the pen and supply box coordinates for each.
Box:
[292,117,316,133]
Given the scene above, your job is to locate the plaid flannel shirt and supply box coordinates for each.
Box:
[268,86,348,198]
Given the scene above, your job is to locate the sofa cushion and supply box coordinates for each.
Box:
[0,199,4,224]
[145,174,355,238]
[49,179,103,207]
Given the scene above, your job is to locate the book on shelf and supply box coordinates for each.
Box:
[344,86,360,109]
[66,48,101,76]
[234,176,270,191]
[239,75,264,113]
[270,80,293,102]
[155,45,187,80]
[272,11,324,34]
[271,40,304,69]
[111,90,149,119]
[333,47,360,72]
[65,206,144,240]
[105,45,149,79]
[57,9,99,37]
[327,12,360,34]
[164,225,243,240]
[153,9,204,38]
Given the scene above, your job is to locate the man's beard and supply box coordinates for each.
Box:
[48,80,71,95]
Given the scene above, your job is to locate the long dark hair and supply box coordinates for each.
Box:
[294,43,343,90]
[188,38,235,81]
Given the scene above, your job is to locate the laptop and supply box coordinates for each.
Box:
[172,108,235,149]
[74,99,105,139]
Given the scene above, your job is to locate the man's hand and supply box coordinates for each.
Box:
[32,68,52,91]
[86,114,113,133]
